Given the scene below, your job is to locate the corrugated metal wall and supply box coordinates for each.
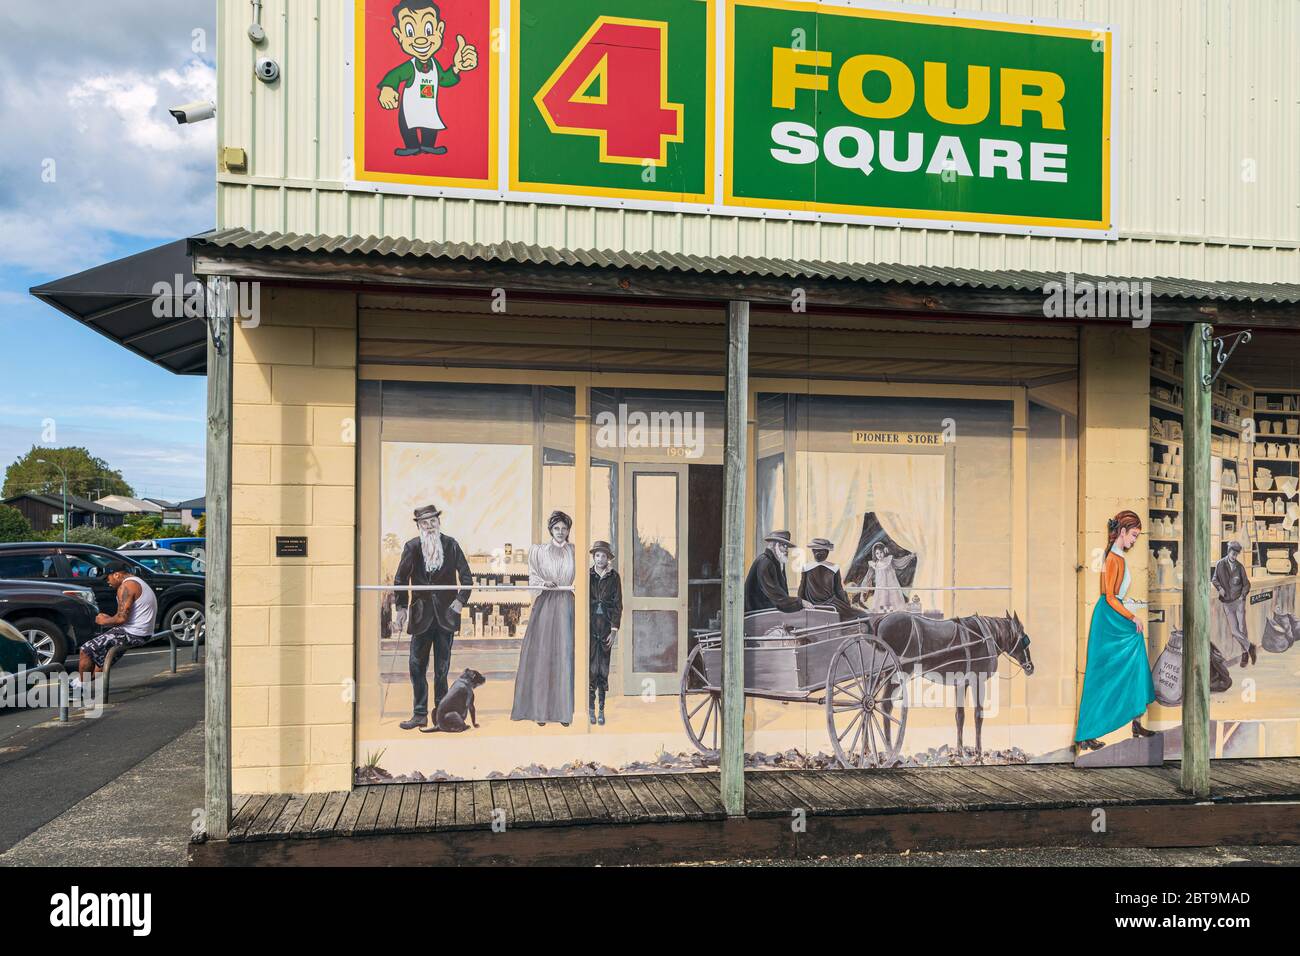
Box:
[216,0,1300,282]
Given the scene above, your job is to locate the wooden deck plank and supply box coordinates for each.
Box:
[452,782,476,829]
[540,779,574,823]
[310,792,348,836]
[588,777,633,823]
[573,776,613,821]
[554,777,592,820]
[489,780,515,827]
[415,784,439,831]
[268,794,309,837]
[231,794,252,819]
[658,774,708,816]
[764,772,841,812]
[820,771,919,811]
[742,772,801,816]
[355,786,386,834]
[606,775,649,818]
[472,780,495,827]
[290,793,328,837]
[673,772,725,817]
[523,779,555,824]
[228,794,270,839]
[374,785,405,834]
[640,775,689,819]
[433,783,457,830]
[624,777,671,821]
[396,785,421,832]
[1221,760,1296,795]
[333,788,369,836]
[245,795,292,841]
[506,779,536,825]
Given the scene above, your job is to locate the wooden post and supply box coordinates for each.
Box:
[721,300,750,817]
[1181,322,1211,798]
[204,277,233,839]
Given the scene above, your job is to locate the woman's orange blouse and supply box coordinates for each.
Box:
[1100,550,1134,621]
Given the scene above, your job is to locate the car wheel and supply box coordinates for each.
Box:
[12,617,68,668]
[165,601,205,645]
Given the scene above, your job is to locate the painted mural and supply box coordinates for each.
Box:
[356,381,1092,782]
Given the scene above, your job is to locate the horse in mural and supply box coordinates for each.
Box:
[873,611,1035,760]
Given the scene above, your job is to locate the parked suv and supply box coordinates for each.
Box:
[0,577,99,666]
[0,543,205,646]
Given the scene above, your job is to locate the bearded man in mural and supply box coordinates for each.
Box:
[745,530,813,614]
[394,505,474,731]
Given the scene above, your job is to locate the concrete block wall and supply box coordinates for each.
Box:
[229,288,358,794]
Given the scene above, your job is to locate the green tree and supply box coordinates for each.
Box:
[0,504,34,543]
[65,526,125,549]
[3,447,133,500]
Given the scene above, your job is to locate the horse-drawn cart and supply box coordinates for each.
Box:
[680,607,908,769]
[680,606,1034,768]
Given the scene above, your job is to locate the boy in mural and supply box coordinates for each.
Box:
[377,0,479,157]
[588,541,622,726]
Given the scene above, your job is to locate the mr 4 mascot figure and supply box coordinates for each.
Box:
[377,0,479,157]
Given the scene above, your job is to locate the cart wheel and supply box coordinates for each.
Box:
[825,635,907,769]
[680,644,721,757]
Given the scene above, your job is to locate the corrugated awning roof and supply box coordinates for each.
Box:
[196,228,1300,305]
[30,239,207,377]
[29,229,1300,379]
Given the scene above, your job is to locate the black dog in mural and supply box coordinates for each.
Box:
[422,668,486,734]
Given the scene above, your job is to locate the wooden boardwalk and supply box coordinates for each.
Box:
[223,758,1300,845]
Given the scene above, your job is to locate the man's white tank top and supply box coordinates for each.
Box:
[122,576,158,637]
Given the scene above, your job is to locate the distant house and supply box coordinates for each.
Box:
[2,493,125,531]
[176,496,205,532]
[97,495,164,517]
[143,497,185,525]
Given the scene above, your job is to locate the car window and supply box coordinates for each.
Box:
[0,554,57,579]
[135,556,161,571]
[65,552,114,579]
[165,556,197,573]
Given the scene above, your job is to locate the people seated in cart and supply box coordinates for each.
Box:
[744,530,813,614]
[797,537,864,621]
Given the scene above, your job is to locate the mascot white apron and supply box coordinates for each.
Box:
[402,58,446,131]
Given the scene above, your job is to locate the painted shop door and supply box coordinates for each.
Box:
[621,463,690,697]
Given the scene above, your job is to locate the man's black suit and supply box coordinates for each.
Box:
[394,534,473,718]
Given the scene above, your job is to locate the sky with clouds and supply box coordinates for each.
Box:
[0,0,216,502]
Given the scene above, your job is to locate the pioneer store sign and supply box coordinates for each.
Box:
[348,0,1116,238]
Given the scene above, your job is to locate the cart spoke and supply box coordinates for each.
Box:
[836,708,864,745]
[687,694,713,720]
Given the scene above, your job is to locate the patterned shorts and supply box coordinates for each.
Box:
[81,627,148,669]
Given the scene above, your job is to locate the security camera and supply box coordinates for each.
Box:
[169,101,216,125]
[255,58,280,84]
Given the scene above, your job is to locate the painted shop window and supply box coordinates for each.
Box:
[738,390,1076,770]
[358,381,582,783]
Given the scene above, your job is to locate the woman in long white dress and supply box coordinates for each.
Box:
[511,511,576,726]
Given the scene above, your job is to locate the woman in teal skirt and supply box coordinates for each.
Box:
[1076,510,1157,753]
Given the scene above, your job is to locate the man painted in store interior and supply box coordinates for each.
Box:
[1214,539,1255,667]
[393,504,474,731]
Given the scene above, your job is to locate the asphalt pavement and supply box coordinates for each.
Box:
[0,645,204,859]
